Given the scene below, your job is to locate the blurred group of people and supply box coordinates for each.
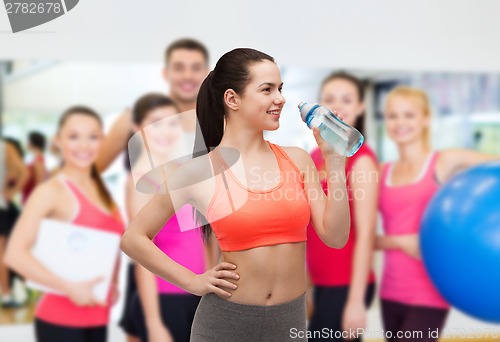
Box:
[0,37,498,342]
[0,131,47,308]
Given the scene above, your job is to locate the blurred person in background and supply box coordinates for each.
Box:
[4,106,125,342]
[98,38,210,342]
[126,94,206,342]
[376,86,499,342]
[22,131,48,203]
[96,38,210,172]
[0,138,28,307]
[306,72,378,341]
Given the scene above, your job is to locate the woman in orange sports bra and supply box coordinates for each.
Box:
[121,48,351,342]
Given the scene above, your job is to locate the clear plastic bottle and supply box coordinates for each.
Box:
[299,102,364,157]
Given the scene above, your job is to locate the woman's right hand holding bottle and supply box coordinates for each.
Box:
[189,262,239,298]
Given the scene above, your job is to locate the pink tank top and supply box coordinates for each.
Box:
[36,176,125,327]
[379,152,449,308]
[153,204,206,294]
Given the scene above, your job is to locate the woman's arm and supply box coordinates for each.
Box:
[4,143,29,200]
[343,156,378,334]
[4,182,105,305]
[439,148,500,183]
[135,265,173,340]
[123,175,190,290]
[96,109,132,173]
[125,176,172,338]
[375,235,399,251]
[291,128,350,248]
[33,157,46,185]
[375,234,420,259]
[121,164,239,298]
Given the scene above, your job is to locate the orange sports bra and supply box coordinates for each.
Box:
[206,141,311,252]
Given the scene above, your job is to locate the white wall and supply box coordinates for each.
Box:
[3,62,167,113]
[1,0,500,72]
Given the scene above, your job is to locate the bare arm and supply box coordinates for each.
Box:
[33,157,46,185]
[120,163,239,298]
[346,156,378,305]
[122,174,193,289]
[125,176,169,333]
[3,181,106,307]
[439,148,500,183]
[5,143,29,200]
[375,234,420,259]
[341,156,378,335]
[375,235,401,251]
[96,110,132,173]
[4,183,68,291]
[290,128,350,248]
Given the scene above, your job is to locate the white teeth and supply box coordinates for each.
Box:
[267,111,279,115]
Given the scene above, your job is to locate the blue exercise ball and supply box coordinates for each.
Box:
[421,161,500,323]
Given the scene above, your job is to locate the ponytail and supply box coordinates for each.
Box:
[193,71,225,158]
[193,71,225,242]
[192,48,275,243]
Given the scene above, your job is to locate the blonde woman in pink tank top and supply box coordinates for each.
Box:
[5,107,124,342]
[376,86,499,342]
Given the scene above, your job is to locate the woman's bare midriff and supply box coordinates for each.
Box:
[220,242,306,306]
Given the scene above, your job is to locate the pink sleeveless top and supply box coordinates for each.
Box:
[379,152,449,308]
[36,176,125,327]
[153,204,206,294]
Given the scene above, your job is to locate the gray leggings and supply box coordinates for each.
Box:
[190,292,307,342]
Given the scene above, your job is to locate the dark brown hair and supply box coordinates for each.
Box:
[28,131,46,150]
[321,71,366,135]
[165,38,209,65]
[194,48,275,242]
[126,93,179,169]
[58,106,115,212]
[132,93,179,125]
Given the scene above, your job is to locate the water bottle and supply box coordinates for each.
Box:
[299,102,364,157]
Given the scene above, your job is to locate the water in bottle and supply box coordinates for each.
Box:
[299,102,364,157]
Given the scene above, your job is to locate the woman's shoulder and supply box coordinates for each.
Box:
[378,161,391,174]
[279,145,310,158]
[23,175,65,208]
[353,143,378,162]
[277,145,312,169]
[36,174,64,192]
[174,152,217,184]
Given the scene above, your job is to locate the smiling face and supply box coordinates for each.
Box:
[163,49,208,104]
[227,60,285,131]
[320,78,365,127]
[384,94,430,146]
[55,113,103,169]
[138,105,183,158]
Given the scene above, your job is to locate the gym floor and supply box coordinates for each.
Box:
[1,299,498,341]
